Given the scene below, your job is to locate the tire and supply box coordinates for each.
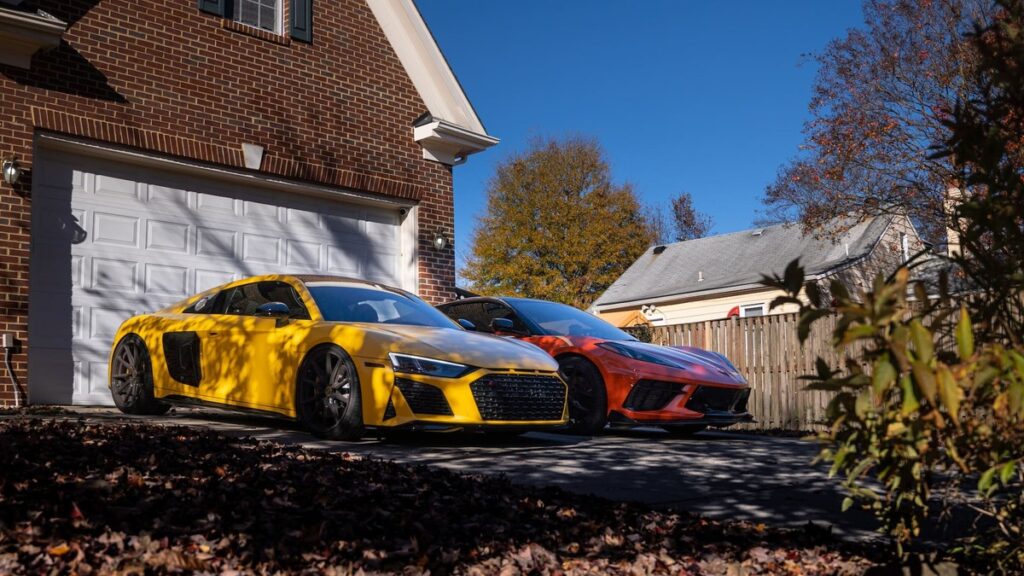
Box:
[109,334,171,415]
[558,355,608,435]
[295,345,364,440]
[663,425,707,437]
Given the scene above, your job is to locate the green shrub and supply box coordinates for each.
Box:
[765,262,1023,569]
[763,2,1024,569]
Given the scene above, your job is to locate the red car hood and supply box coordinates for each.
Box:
[595,339,747,386]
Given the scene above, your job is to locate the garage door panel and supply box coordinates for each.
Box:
[242,200,282,220]
[145,220,190,253]
[196,192,239,217]
[88,307,136,341]
[91,212,140,248]
[195,269,237,293]
[196,227,237,259]
[146,184,190,208]
[144,264,190,297]
[241,234,281,265]
[94,174,140,201]
[286,240,321,269]
[30,150,407,406]
[91,258,138,293]
[286,207,321,229]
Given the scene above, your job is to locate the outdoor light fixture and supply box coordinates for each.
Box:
[2,157,21,185]
[432,231,449,251]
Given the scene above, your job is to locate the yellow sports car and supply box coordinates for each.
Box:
[108,274,568,439]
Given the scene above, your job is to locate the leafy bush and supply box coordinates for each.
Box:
[765,262,1023,568]
[761,2,1024,569]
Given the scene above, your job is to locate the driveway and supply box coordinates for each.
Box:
[50,407,881,542]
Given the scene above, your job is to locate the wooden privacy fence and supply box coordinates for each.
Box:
[645,313,844,431]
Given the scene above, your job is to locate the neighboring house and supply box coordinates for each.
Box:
[0,0,497,406]
[592,214,927,327]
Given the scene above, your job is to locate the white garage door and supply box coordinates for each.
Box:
[29,149,409,405]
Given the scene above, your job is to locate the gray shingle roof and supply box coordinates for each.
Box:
[592,215,894,307]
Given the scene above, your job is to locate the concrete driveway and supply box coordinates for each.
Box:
[56,407,880,542]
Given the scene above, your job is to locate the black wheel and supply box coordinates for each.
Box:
[109,334,170,415]
[295,345,363,440]
[558,355,607,435]
[663,425,707,437]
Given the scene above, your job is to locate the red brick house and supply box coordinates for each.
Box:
[0,0,497,406]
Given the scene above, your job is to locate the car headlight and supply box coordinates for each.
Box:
[596,341,692,370]
[388,353,474,378]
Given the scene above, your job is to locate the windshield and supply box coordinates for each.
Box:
[511,299,637,341]
[306,284,459,328]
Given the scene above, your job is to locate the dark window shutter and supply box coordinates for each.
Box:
[291,0,313,43]
[198,0,226,17]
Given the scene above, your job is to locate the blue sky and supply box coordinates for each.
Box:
[416,1,865,273]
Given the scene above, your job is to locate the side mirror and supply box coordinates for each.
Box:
[490,317,527,336]
[457,318,477,331]
[255,301,291,318]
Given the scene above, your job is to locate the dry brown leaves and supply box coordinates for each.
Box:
[0,418,879,575]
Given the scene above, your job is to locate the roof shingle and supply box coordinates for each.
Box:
[593,215,894,307]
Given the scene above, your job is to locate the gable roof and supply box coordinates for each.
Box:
[592,215,896,308]
[367,0,497,164]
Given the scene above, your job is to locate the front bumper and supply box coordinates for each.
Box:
[614,378,752,427]
[361,365,569,429]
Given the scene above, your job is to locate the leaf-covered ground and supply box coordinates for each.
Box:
[0,417,884,575]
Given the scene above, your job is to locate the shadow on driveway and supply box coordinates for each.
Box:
[61,407,882,542]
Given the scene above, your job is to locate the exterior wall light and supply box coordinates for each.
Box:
[2,157,21,185]
[432,231,449,251]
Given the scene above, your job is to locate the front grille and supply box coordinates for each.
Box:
[470,374,566,421]
[685,386,750,414]
[394,378,453,416]
[623,380,683,411]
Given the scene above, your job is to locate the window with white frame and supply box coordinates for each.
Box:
[233,0,281,33]
[740,304,765,317]
[900,232,910,263]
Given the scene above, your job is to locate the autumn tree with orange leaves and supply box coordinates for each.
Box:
[763,0,993,242]
[462,137,657,309]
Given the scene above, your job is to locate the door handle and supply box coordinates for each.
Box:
[209,332,220,336]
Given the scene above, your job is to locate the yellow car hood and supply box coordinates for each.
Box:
[340,323,559,372]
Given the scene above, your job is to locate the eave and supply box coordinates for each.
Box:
[413,118,499,165]
[0,7,66,69]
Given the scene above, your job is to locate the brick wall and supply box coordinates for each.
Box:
[0,0,459,404]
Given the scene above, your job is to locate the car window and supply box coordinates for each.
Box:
[509,299,636,340]
[439,302,487,331]
[306,283,457,328]
[184,291,227,314]
[480,301,530,334]
[223,281,310,318]
[441,301,529,334]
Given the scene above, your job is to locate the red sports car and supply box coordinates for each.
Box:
[437,297,752,435]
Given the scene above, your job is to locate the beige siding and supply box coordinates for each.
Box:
[597,287,802,325]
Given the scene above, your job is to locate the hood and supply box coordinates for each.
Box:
[609,340,746,386]
[345,324,559,372]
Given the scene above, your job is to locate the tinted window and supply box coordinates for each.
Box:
[440,301,530,334]
[510,299,635,341]
[307,284,457,328]
[184,291,227,314]
[223,281,310,318]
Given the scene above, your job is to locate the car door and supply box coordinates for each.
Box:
[197,281,311,412]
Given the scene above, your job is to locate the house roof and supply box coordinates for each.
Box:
[366,0,490,137]
[592,215,895,308]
